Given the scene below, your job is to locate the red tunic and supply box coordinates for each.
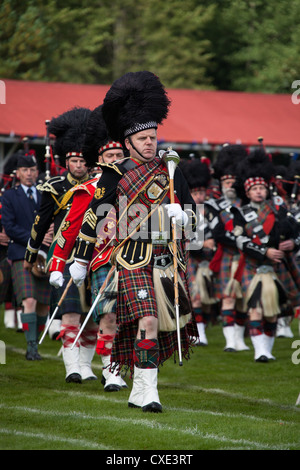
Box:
[49,175,100,273]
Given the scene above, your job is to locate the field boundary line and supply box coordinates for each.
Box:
[0,403,298,450]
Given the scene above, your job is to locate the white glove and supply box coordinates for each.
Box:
[49,271,64,289]
[69,260,87,287]
[165,203,188,226]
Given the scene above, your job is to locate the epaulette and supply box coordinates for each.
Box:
[36,175,66,195]
[70,175,101,195]
[97,162,125,176]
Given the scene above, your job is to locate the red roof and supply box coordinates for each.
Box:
[1,79,299,149]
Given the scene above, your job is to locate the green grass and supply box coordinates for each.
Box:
[0,313,300,451]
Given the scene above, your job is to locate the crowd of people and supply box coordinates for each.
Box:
[1,71,300,413]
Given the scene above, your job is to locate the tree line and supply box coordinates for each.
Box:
[1,0,299,93]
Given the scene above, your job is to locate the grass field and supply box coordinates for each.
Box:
[0,313,300,451]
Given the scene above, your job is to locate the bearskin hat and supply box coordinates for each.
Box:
[82,105,125,168]
[102,71,171,145]
[179,158,211,190]
[235,148,275,201]
[213,144,248,181]
[48,107,92,166]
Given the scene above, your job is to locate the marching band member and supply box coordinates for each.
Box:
[232,149,300,362]
[2,152,52,360]
[69,71,198,412]
[180,158,218,346]
[48,104,128,391]
[207,144,250,352]
[24,107,98,383]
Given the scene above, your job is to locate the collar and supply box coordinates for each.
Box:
[67,172,89,186]
[21,184,36,193]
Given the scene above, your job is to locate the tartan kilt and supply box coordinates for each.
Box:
[274,262,300,307]
[111,245,197,371]
[50,265,90,318]
[240,258,300,310]
[11,260,51,306]
[90,262,115,323]
[213,247,238,299]
[0,258,12,304]
[187,257,217,306]
[187,257,201,305]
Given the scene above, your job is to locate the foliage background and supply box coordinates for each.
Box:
[1,0,300,92]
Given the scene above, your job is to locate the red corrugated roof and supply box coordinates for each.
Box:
[0,79,299,148]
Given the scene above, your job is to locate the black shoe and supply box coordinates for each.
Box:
[66,373,82,383]
[104,384,121,392]
[26,350,42,360]
[25,341,42,360]
[83,375,98,381]
[224,347,236,352]
[255,355,269,363]
[101,374,122,392]
[128,402,141,409]
[142,402,162,413]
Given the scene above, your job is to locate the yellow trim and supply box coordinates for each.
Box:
[78,232,97,243]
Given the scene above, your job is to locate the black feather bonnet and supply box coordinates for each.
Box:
[102,71,171,146]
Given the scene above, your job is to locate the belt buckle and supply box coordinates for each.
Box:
[257,265,273,274]
[151,231,169,245]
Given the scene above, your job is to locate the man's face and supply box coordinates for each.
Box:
[125,128,157,162]
[100,148,124,164]
[247,184,268,203]
[16,166,38,187]
[66,156,88,180]
[221,177,236,200]
[191,188,207,204]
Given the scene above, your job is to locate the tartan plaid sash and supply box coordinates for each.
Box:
[234,201,276,282]
[113,157,170,254]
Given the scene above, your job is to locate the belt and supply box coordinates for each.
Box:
[132,231,170,245]
[256,265,274,274]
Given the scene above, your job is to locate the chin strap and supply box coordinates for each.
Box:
[128,136,144,161]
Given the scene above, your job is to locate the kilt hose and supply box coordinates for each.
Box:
[11,260,51,307]
[50,265,91,318]
[111,245,197,372]
[90,262,116,324]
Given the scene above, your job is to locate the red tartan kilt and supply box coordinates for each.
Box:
[274,262,300,307]
[187,257,201,305]
[213,246,237,299]
[240,258,300,308]
[111,245,197,370]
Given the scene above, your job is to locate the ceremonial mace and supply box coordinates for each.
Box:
[45,120,51,180]
[39,277,73,344]
[163,148,183,366]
